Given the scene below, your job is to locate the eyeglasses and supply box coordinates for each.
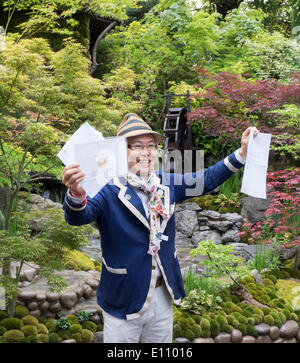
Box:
[128,143,158,152]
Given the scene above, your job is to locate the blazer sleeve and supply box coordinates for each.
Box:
[63,189,105,226]
[162,150,245,203]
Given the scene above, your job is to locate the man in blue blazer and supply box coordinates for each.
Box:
[62,113,259,343]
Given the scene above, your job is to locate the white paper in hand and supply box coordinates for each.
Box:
[57,122,104,165]
[74,137,128,197]
[241,128,272,199]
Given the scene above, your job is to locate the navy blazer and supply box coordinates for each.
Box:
[64,150,245,320]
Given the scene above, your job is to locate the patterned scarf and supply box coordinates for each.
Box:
[126,171,169,256]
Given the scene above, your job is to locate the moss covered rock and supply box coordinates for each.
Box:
[0,318,23,330]
[3,329,25,343]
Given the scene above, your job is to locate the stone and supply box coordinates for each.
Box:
[74,286,84,298]
[198,210,221,220]
[240,196,272,223]
[175,231,192,246]
[175,337,190,343]
[82,284,94,299]
[61,291,78,309]
[62,339,77,343]
[47,292,61,302]
[243,245,273,262]
[27,301,39,311]
[39,301,50,311]
[18,290,36,301]
[86,279,99,290]
[207,220,233,232]
[241,336,256,343]
[256,335,272,343]
[214,333,231,343]
[221,228,240,243]
[23,268,38,282]
[254,323,270,336]
[36,293,47,302]
[93,331,104,343]
[49,301,61,313]
[181,202,202,211]
[29,310,41,318]
[269,326,280,340]
[193,338,215,343]
[273,338,283,343]
[282,338,297,343]
[191,230,222,245]
[90,314,101,324]
[222,213,244,225]
[231,329,243,343]
[175,210,198,237]
[296,329,300,342]
[279,320,299,339]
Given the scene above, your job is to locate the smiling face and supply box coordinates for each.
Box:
[127,134,158,178]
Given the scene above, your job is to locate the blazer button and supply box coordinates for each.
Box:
[152,266,156,270]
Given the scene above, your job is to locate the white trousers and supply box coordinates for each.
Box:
[102,283,173,343]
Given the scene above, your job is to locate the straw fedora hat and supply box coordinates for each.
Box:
[116,113,163,144]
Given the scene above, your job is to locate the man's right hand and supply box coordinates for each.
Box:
[62,164,85,196]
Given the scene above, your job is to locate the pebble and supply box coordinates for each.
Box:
[241,336,256,343]
[279,320,299,339]
[93,331,104,343]
[256,335,272,343]
[269,326,280,340]
[175,337,190,343]
[61,291,78,309]
[254,323,270,336]
[231,329,243,343]
[193,338,215,343]
[215,333,231,343]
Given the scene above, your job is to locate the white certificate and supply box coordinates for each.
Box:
[57,122,104,166]
[241,128,272,199]
[74,137,128,197]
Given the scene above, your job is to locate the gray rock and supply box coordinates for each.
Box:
[254,323,270,336]
[269,326,280,340]
[241,336,256,343]
[243,245,273,262]
[181,202,202,211]
[282,338,297,343]
[256,335,272,343]
[29,309,40,318]
[193,338,215,343]
[221,228,240,243]
[74,286,84,298]
[273,338,284,343]
[199,210,221,220]
[222,213,244,225]
[47,292,61,302]
[215,333,231,343]
[62,339,77,343]
[175,210,198,237]
[93,331,104,343]
[27,301,39,311]
[280,320,299,338]
[36,293,47,302]
[207,220,233,232]
[82,284,94,299]
[240,196,272,223]
[39,301,50,311]
[191,230,222,245]
[19,290,36,301]
[296,329,300,342]
[199,226,211,231]
[231,329,243,343]
[86,279,99,290]
[61,291,78,309]
[49,301,61,313]
[23,268,38,282]
[175,337,190,343]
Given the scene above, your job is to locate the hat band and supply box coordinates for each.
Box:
[118,125,152,136]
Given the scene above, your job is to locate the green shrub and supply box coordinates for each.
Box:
[37,334,49,343]
[37,323,48,334]
[65,314,79,325]
[72,332,83,343]
[69,324,83,335]
[263,315,274,325]
[3,329,25,343]
[21,325,38,337]
[200,318,210,331]
[46,319,58,333]
[82,321,97,332]
[0,311,8,321]
[24,334,38,343]
[210,319,220,337]
[82,329,94,343]
[0,326,7,335]
[0,318,23,330]
[22,315,39,327]
[48,332,62,343]
[15,305,30,319]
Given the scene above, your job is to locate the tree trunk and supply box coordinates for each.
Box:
[231,284,270,308]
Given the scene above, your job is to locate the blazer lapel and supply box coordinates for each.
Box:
[114,176,150,230]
